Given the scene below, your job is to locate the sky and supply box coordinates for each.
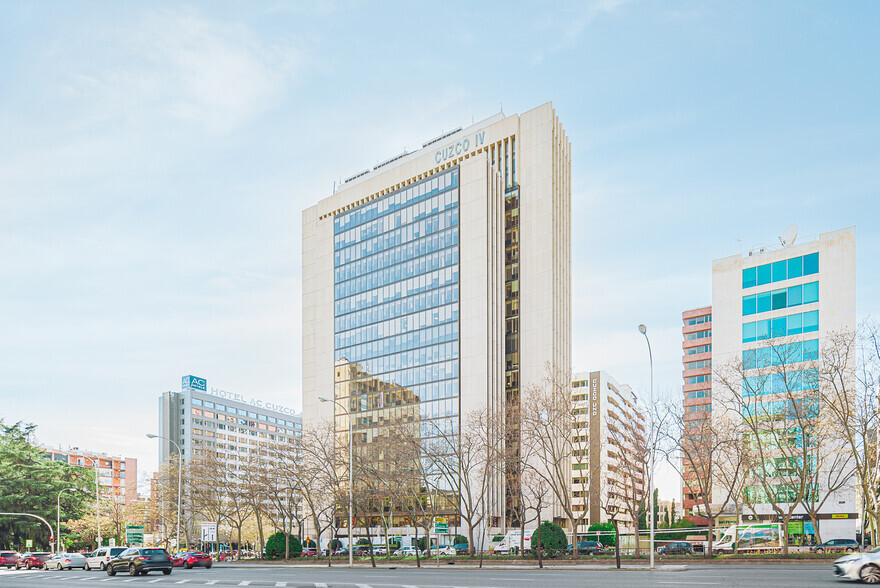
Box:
[1,0,878,500]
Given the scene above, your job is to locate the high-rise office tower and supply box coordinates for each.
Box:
[302,103,571,532]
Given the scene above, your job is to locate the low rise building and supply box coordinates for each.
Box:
[44,447,137,504]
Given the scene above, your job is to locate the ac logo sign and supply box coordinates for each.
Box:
[182,375,207,391]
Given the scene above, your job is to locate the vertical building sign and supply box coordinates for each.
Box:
[589,372,601,523]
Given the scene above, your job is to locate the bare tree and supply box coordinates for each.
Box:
[299,424,345,566]
[519,364,587,556]
[820,325,880,544]
[661,400,743,556]
[715,338,822,556]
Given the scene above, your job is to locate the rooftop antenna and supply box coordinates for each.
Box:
[779,223,798,248]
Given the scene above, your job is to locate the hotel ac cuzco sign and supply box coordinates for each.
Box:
[182,375,296,416]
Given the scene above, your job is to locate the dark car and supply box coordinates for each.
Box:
[106,547,172,576]
[180,551,212,569]
[0,551,19,568]
[565,541,604,555]
[812,539,860,553]
[454,543,470,555]
[16,552,51,569]
[658,541,693,555]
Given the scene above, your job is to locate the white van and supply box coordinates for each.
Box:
[84,547,126,571]
[493,529,534,555]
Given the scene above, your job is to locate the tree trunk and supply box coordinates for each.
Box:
[536,512,543,569]
[706,514,714,558]
[810,513,822,545]
[613,520,620,569]
[467,523,476,557]
[519,510,525,557]
[366,520,376,568]
[414,525,421,568]
[782,516,789,557]
[633,520,641,558]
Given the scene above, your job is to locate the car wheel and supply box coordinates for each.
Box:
[861,564,880,584]
[100,562,106,570]
[206,563,212,569]
[162,569,171,575]
[184,562,191,569]
[84,562,90,571]
[847,547,856,553]
[25,563,31,570]
[816,548,824,553]
[107,565,116,576]
[129,564,138,576]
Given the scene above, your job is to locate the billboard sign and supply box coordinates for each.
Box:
[182,375,207,391]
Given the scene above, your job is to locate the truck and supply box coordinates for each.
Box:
[713,523,784,554]
[492,529,534,555]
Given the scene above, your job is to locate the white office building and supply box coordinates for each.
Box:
[302,103,571,532]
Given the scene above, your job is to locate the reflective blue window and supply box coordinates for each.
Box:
[756,319,770,340]
[743,267,757,289]
[743,322,756,343]
[788,284,802,307]
[771,289,787,310]
[788,256,803,279]
[803,282,819,304]
[743,349,757,370]
[333,167,460,446]
[757,292,772,313]
[787,313,802,335]
[743,295,756,316]
[771,317,787,338]
[803,310,819,332]
[772,260,787,282]
[803,252,819,275]
[757,264,772,286]
[803,339,819,360]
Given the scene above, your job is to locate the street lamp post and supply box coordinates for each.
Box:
[319,395,353,568]
[638,323,655,570]
[81,456,102,549]
[56,487,76,553]
[147,434,182,552]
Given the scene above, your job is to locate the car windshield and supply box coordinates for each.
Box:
[143,549,168,555]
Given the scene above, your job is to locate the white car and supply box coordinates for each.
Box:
[833,547,880,583]
[84,547,126,571]
[44,553,87,570]
[420,545,455,556]
[393,547,417,556]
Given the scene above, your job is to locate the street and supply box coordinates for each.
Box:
[0,563,855,588]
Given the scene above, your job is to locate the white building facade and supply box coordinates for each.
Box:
[572,371,645,533]
[302,103,571,533]
[711,227,857,540]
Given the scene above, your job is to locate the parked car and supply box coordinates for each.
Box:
[393,547,417,556]
[812,539,860,554]
[0,551,19,568]
[565,541,604,555]
[421,545,455,556]
[301,547,318,557]
[179,551,212,569]
[454,543,470,555]
[373,546,387,556]
[85,546,126,571]
[16,552,51,570]
[43,553,87,570]
[171,554,185,567]
[658,542,694,555]
[106,547,172,576]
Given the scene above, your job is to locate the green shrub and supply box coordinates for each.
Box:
[585,522,616,547]
[356,538,371,547]
[531,521,567,555]
[264,532,301,559]
[454,534,468,546]
[417,536,428,551]
[329,538,342,551]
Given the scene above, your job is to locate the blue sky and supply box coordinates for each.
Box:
[1,0,878,498]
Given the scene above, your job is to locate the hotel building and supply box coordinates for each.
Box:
[571,371,646,532]
[157,375,302,467]
[303,103,571,531]
[710,226,857,539]
[44,447,137,504]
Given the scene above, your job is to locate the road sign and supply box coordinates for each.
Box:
[125,526,144,545]
[201,522,217,542]
[26,539,32,548]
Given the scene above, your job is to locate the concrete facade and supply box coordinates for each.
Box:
[44,447,137,505]
[710,227,858,540]
[302,103,571,532]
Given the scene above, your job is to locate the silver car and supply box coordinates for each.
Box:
[43,553,87,570]
[85,547,126,571]
[834,546,880,583]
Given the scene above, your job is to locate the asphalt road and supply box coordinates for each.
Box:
[0,563,855,588]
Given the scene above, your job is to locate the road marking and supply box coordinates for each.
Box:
[238,582,251,586]
[148,580,163,584]
[356,585,371,588]
[315,584,328,588]
[206,582,219,586]
[100,580,113,583]
[658,583,721,586]
[274,583,287,587]
[123,580,137,583]
[175,581,190,585]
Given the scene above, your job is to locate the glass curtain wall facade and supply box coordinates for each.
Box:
[333,167,461,508]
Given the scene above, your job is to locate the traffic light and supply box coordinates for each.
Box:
[49,536,54,541]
